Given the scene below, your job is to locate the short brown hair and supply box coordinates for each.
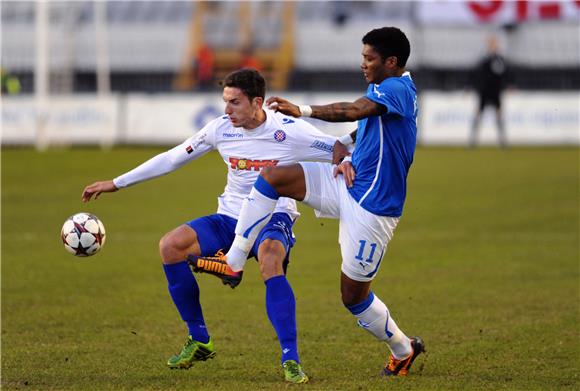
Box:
[220,68,266,101]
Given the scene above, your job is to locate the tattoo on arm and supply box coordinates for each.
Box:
[310,97,386,122]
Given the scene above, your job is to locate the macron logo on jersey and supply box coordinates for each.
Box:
[223,132,243,139]
[282,117,295,124]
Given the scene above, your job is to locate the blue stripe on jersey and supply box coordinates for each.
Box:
[357,114,384,206]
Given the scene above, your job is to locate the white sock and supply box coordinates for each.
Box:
[226,187,277,271]
[353,294,412,359]
[227,236,252,272]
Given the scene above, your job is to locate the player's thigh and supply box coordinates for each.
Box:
[338,193,399,282]
[299,161,341,218]
[186,213,237,256]
[262,164,307,200]
[159,224,200,263]
[252,212,296,275]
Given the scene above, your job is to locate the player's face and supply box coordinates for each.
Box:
[223,87,262,128]
[361,44,392,84]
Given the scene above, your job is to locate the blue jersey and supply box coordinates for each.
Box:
[348,72,417,217]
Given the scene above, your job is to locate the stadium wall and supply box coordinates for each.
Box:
[2,92,578,146]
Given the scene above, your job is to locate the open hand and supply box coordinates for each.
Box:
[266,97,302,117]
[333,161,356,188]
[82,180,118,202]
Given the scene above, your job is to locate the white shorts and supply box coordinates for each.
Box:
[299,162,399,282]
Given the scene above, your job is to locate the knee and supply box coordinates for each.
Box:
[341,290,361,308]
[258,241,285,280]
[341,286,370,308]
[159,233,180,264]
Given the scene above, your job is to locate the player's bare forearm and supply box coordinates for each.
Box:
[267,96,385,121]
[332,141,350,165]
[311,102,356,122]
[311,97,385,122]
[82,180,118,202]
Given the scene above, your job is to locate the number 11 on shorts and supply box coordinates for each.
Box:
[355,240,378,264]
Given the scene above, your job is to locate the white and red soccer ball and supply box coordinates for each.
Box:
[61,213,106,257]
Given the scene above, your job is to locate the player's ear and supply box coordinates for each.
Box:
[385,55,398,68]
[253,96,264,109]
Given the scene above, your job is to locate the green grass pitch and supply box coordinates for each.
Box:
[2,147,578,390]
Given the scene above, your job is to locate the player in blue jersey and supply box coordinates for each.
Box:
[192,27,425,378]
[81,69,339,384]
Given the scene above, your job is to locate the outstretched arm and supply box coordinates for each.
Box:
[81,131,213,202]
[267,96,386,122]
[80,148,186,203]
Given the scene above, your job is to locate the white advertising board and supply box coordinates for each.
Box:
[124,94,225,144]
[1,96,118,146]
[419,91,580,145]
[123,93,358,144]
[2,92,578,146]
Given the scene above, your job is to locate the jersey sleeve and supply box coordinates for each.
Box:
[366,80,407,117]
[113,122,216,188]
[288,119,337,162]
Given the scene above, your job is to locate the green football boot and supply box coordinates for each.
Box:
[282,360,309,384]
[167,336,216,369]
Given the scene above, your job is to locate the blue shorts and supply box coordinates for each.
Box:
[186,212,296,272]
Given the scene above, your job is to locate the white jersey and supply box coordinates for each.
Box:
[113,109,336,220]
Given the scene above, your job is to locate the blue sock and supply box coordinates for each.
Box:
[163,262,209,343]
[265,275,299,364]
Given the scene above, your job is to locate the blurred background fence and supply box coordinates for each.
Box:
[2,0,579,147]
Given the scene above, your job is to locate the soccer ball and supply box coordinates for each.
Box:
[61,212,106,257]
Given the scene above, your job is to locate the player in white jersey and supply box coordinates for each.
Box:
[193,28,425,379]
[81,69,336,384]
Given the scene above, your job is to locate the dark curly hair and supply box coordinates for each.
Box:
[221,68,265,101]
[362,27,410,67]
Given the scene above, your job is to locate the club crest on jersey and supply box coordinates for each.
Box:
[273,130,286,142]
[185,145,193,154]
[229,157,279,171]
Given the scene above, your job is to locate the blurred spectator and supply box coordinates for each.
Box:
[469,36,510,148]
[194,44,215,90]
[1,68,21,95]
[239,45,262,72]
